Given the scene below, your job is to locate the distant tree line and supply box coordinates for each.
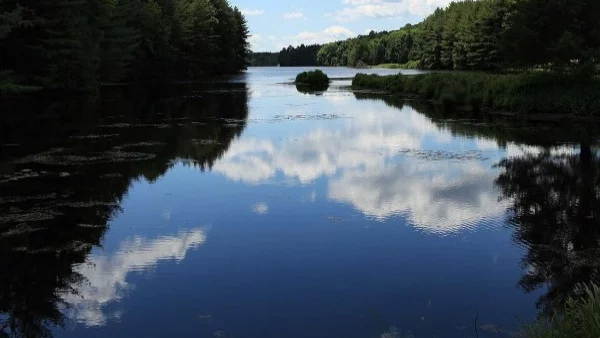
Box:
[250,52,279,66]
[278,44,320,66]
[317,28,417,68]
[260,0,599,73]
[0,0,250,91]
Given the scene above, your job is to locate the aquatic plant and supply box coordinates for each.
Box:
[526,284,600,338]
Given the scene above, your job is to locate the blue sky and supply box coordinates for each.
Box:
[230,0,455,52]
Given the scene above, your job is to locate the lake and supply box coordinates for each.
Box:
[1,67,599,338]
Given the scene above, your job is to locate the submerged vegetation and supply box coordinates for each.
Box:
[0,0,250,93]
[352,73,600,116]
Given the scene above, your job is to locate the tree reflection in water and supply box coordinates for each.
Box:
[0,83,248,338]
[355,92,600,316]
[496,143,600,315]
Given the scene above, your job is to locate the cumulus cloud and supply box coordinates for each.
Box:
[279,26,355,47]
[284,12,305,19]
[248,34,263,50]
[332,0,454,21]
[61,229,207,326]
[241,8,264,16]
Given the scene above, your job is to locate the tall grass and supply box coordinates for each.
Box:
[374,61,420,69]
[527,284,600,338]
[352,72,600,116]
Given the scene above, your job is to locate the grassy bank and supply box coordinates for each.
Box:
[352,72,600,116]
[373,61,420,69]
[527,285,600,338]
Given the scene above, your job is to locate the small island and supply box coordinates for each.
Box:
[295,70,330,86]
[295,69,330,94]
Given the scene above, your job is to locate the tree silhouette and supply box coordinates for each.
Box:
[0,83,248,337]
[495,143,600,314]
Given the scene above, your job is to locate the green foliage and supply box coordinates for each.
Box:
[352,72,600,116]
[0,0,250,91]
[250,52,279,66]
[279,44,320,66]
[314,0,599,72]
[527,285,600,338]
[375,61,419,69]
[295,69,330,85]
[503,0,600,74]
[317,26,419,68]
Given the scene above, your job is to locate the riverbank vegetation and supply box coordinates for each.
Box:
[352,72,600,116]
[0,0,250,93]
[527,285,600,338]
[374,62,420,69]
[347,0,600,116]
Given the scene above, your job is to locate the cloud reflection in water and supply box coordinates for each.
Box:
[61,229,206,327]
[214,101,510,234]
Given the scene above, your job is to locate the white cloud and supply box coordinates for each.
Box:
[279,26,355,48]
[249,34,263,50]
[61,229,207,326]
[284,12,305,20]
[333,0,454,21]
[241,8,264,16]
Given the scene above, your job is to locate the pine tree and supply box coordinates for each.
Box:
[232,7,250,72]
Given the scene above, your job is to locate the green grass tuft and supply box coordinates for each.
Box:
[527,284,600,338]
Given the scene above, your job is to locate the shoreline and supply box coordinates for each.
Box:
[351,72,600,119]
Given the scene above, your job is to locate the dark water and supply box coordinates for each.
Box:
[1,67,599,338]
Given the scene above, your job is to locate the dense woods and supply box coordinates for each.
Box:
[249,45,321,67]
[250,52,279,66]
[278,44,320,66]
[0,0,250,91]
[266,0,600,73]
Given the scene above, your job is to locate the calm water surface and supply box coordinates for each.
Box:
[1,67,599,338]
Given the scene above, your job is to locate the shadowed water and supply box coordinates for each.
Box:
[1,67,599,338]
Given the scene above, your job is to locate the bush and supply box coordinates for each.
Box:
[352,72,600,116]
[527,284,600,338]
[295,69,330,86]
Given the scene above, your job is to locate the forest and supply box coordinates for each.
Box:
[250,44,320,67]
[253,0,599,73]
[250,52,279,67]
[0,0,250,91]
